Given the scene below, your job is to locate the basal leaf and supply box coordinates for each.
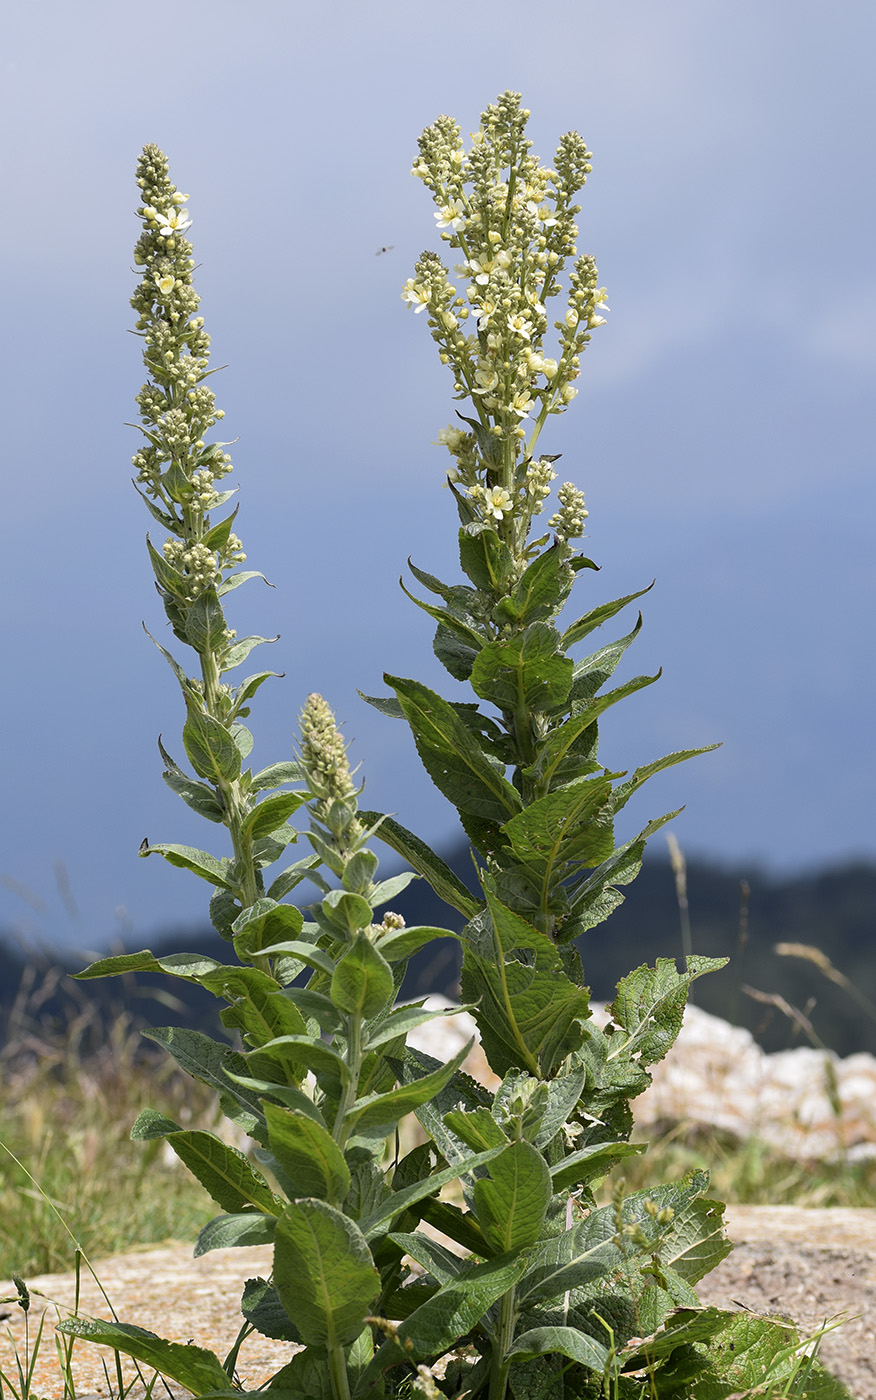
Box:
[273,1198,379,1348]
[54,1320,231,1396]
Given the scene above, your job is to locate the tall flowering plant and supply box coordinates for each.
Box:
[58,115,851,1400]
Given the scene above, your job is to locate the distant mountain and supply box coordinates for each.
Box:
[2,854,874,1058]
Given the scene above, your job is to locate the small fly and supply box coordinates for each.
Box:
[375,245,395,256]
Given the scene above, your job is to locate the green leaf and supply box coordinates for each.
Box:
[146,533,187,598]
[375,923,461,962]
[470,624,573,715]
[569,615,644,703]
[250,760,305,791]
[518,1216,620,1306]
[195,1212,277,1256]
[267,854,322,900]
[358,692,405,720]
[130,1111,278,1214]
[232,670,282,711]
[240,1276,301,1343]
[441,1106,506,1154]
[273,1198,379,1348]
[345,1037,473,1138]
[458,524,515,593]
[202,505,239,552]
[689,1311,854,1398]
[524,674,661,792]
[214,969,308,1047]
[143,1026,267,1141]
[386,675,523,824]
[506,1326,609,1374]
[549,1141,645,1193]
[562,811,681,939]
[357,810,482,919]
[500,776,614,892]
[399,576,487,657]
[460,886,590,1078]
[263,1103,351,1203]
[54,1320,231,1396]
[221,634,279,672]
[473,1140,551,1253]
[560,582,654,648]
[75,948,224,982]
[494,542,574,626]
[242,791,305,839]
[185,586,227,654]
[331,933,394,1019]
[138,842,234,888]
[217,568,270,596]
[251,1034,347,1086]
[370,1253,529,1368]
[359,1144,504,1239]
[162,768,225,822]
[183,707,242,783]
[133,483,178,532]
[608,955,729,1068]
[388,1232,468,1285]
[363,1001,472,1052]
[610,744,721,815]
[142,625,199,702]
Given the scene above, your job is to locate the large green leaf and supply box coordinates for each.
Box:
[130,1109,278,1214]
[263,1103,350,1204]
[359,1144,505,1239]
[689,1311,854,1398]
[273,1198,379,1348]
[460,887,590,1077]
[523,673,660,793]
[357,810,482,918]
[182,707,242,783]
[369,1253,529,1367]
[549,1140,645,1194]
[54,1320,231,1396]
[458,523,515,593]
[609,744,721,815]
[331,933,394,1019]
[195,1212,277,1255]
[139,842,234,888]
[345,1037,472,1138]
[607,955,729,1068]
[143,1026,267,1141]
[472,1140,551,1254]
[470,624,573,715]
[386,675,523,823]
[560,582,653,648]
[501,775,614,892]
[242,791,306,839]
[517,1215,620,1306]
[506,1326,609,1373]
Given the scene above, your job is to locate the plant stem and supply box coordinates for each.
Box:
[488,1286,517,1400]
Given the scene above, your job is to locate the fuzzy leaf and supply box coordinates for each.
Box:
[473,1141,552,1253]
[195,1211,277,1256]
[143,1026,266,1141]
[242,791,305,839]
[507,1326,609,1373]
[130,1111,278,1214]
[331,933,394,1019]
[569,615,643,703]
[610,744,721,815]
[240,1277,302,1343]
[357,810,482,918]
[607,956,729,1068]
[386,675,523,824]
[263,1103,351,1203]
[345,1037,472,1138]
[273,1198,379,1348]
[493,542,574,626]
[138,843,234,888]
[470,624,573,715]
[54,1320,231,1396]
[518,1216,620,1306]
[221,634,279,672]
[561,582,653,648]
[359,1144,504,1238]
[460,885,590,1077]
[458,524,515,593]
[161,768,225,822]
[501,776,614,891]
[183,708,242,784]
[185,586,227,655]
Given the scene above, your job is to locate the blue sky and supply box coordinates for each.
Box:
[3,0,874,951]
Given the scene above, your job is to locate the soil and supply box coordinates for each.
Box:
[1,1206,874,1399]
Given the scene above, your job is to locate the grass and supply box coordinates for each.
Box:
[0,960,217,1277]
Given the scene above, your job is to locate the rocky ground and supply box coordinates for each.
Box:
[1,1207,874,1399]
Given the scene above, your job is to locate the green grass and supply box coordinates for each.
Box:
[0,968,217,1277]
